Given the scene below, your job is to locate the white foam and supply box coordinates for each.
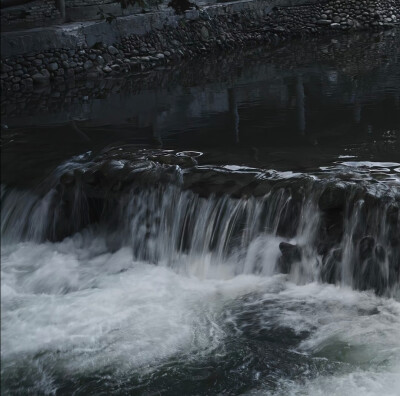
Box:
[2,236,400,395]
[244,283,400,396]
[1,237,271,377]
[340,161,400,168]
[270,366,400,396]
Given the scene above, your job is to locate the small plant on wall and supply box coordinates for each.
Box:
[168,0,198,14]
[97,7,117,23]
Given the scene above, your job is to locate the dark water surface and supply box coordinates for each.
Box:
[2,29,400,184]
[1,30,400,395]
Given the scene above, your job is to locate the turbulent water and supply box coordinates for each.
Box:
[2,31,400,395]
[1,149,400,395]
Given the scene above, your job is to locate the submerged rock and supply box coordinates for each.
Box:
[278,242,302,273]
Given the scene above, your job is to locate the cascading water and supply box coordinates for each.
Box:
[1,149,400,395]
[2,150,399,294]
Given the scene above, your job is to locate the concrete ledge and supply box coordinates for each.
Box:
[65,2,141,22]
[1,0,326,57]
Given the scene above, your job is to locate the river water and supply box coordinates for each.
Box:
[1,30,400,395]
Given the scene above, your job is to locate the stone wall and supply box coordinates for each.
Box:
[271,0,398,30]
[1,0,399,93]
[0,0,62,31]
[2,29,398,124]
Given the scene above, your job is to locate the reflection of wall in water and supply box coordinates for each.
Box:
[5,62,400,144]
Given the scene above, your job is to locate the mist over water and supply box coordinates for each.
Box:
[2,31,400,395]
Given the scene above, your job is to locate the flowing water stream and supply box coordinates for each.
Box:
[1,30,400,395]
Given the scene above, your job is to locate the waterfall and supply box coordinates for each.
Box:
[2,152,399,297]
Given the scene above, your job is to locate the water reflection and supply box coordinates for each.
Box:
[1,29,400,186]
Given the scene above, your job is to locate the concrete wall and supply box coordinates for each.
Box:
[1,0,260,56]
[0,0,62,31]
[65,0,149,22]
[1,0,326,31]
[1,0,333,56]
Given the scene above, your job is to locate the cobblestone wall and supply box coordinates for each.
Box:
[1,0,399,93]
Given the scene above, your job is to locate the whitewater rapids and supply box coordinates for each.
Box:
[1,235,400,395]
[1,152,400,395]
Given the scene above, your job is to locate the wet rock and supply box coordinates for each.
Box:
[48,62,59,72]
[317,19,332,25]
[277,198,302,238]
[32,72,50,85]
[82,169,102,186]
[352,235,389,294]
[201,26,209,41]
[41,69,51,78]
[108,46,119,55]
[318,184,346,211]
[1,64,12,73]
[358,236,375,262]
[60,172,75,186]
[84,60,94,70]
[250,181,271,197]
[96,56,105,65]
[278,242,301,273]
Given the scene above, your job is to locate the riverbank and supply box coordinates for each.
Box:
[1,0,399,93]
[1,28,399,121]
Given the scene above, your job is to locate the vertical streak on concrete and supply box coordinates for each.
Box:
[296,75,305,135]
[229,87,240,143]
